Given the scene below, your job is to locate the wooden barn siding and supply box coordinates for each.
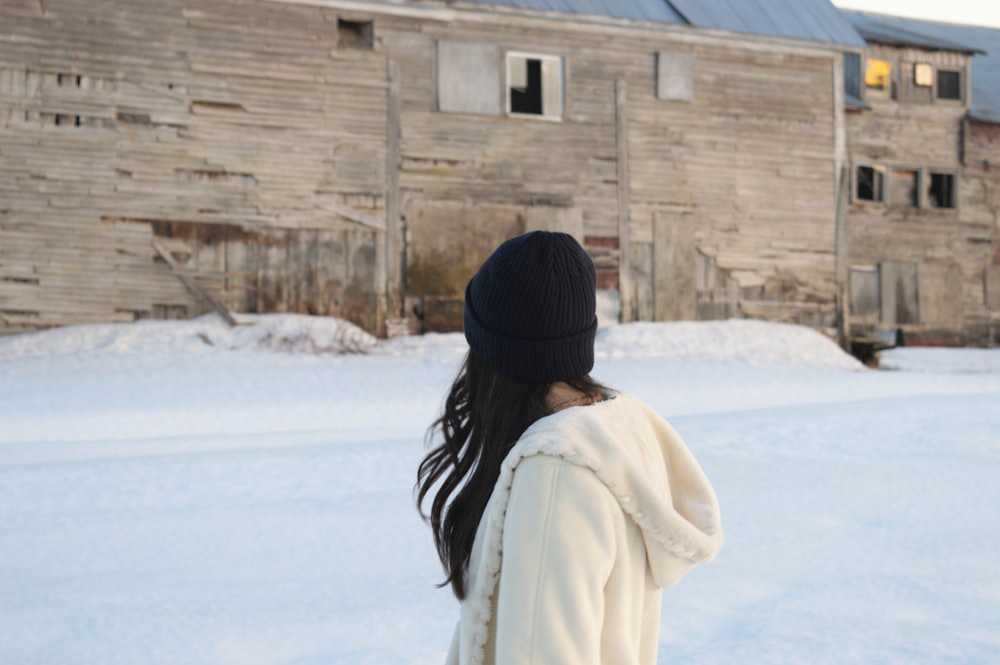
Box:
[846,48,997,344]
[380,13,839,329]
[0,0,388,333]
[963,120,1000,344]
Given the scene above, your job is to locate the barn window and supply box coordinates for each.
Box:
[855,165,885,202]
[913,63,933,87]
[657,51,693,102]
[865,58,891,97]
[936,69,962,101]
[507,52,562,119]
[890,169,919,207]
[436,41,501,115]
[928,172,956,209]
[338,18,373,49]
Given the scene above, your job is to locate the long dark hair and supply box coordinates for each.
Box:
[416,350,608,600]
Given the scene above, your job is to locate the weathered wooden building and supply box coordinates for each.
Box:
[2,0,870,337]
[842,11,1000,345]
[6,0,996,345]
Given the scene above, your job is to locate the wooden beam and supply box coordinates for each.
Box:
[834,164,850,351]
[151,238,238,327]
[615,78,634,323]
[385,58,402,319]
[315,198,387,231]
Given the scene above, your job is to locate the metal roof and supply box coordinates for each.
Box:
[456,0,686,24]
[456,0,866,46]
[666,0,866,47]
[842,11,1000,123]
[843,11,979,54]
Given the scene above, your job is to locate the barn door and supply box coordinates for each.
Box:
[652,210,696,321]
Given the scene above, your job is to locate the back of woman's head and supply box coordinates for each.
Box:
[417,231,605,599]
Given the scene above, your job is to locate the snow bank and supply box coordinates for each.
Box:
[0,316,863,370]
[0,314,378,360]
[596,319,863,371]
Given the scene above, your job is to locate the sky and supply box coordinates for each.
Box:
[832,0,1000,29]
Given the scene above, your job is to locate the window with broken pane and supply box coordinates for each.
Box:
[928,173,956,209]
[856,165,885,202]
[507,53,562,119]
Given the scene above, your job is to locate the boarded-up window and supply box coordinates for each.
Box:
[865,58,891,97]
[936,69,962,100]
[850,266,880,316]
[507,52,562,119]
[657,51,693,102]
[928,172,956,209]
[856,165,885,202]
[436,41,501,115]
[880,262,919,325]
[890,169,919,207]
[914,63,933,87]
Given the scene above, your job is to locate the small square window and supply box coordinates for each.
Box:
[856,165,885,202]
[928,173,956,208]
[865,58,891,96]
[507,53,562,119]
[914,63,933,87]
[338,19,373,49]
[936,70,962,100]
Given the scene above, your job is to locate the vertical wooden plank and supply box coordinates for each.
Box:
[653,210,696,321]
[615,78,633,322]
[385,58,402,323]
[880,261,919,325]
[631,241,654,321]
[834,164,850,349]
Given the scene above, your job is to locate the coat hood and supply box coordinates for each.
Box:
[515,393,723,587]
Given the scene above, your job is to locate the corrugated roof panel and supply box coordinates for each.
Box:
[456,0,687,24]
[667,0,866,46]
[842,11,1000,123]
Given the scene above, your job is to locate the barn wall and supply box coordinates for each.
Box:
[0,0,388,333]
[378,13,840,330]
[845,46,996,344]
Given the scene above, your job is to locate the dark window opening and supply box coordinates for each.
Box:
[936,70,961,100]
[338,19,373,49]
[856,165,884,202]
[57,73,81,88]
[928,173,956,208]
[510,58,543,115]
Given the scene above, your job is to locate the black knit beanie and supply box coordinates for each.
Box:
[463,231,597,383]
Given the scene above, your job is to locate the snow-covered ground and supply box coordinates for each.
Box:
[1,315,998,664]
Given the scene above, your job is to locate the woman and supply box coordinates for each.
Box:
[417,231,723,665]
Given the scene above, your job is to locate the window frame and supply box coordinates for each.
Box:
[854,163,887,204]
[926,169,958,210]
[935,68,963,102]
[505,51,564,122]
[864,57,893,100]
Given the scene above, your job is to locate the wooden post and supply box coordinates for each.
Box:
[152,238,238,327]
[385,59,402,321]
[834,164,851,351]
[615,78,633,323]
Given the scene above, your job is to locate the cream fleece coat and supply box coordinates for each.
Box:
[445,392,723,665]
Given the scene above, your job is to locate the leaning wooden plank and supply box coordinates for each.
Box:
[314,198,386,232]
[151,238,237,327]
